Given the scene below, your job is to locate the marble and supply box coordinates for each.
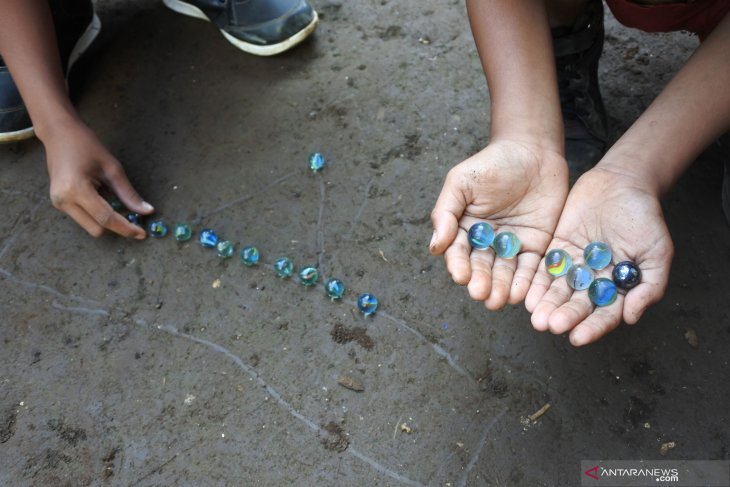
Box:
[325,278,346,300]
[492,231,521,259]
[148,220,168,238]
[584,241,612,270]
[126,212,142,227]
[468,222,495,250]
[110,199,125,212]
[612,261,641,290]
[199,229,218,248]
[309,152,325,172]
[274,257,294,278]
[357,293,378,316]
[588,278,618,306]
[566,264,594,291]
[299,266,319,286]
[216,240,235,258]
[545,249,572,277]
[173,224,192,241]
[240,246,260,266]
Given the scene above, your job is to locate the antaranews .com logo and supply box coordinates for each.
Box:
[580,460,729,487]
[584,465,679,482]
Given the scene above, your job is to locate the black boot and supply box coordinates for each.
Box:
[552,0,608,180]
[0,0,99,143]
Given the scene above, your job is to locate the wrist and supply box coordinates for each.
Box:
[490,114,565,156]
[33,106,84,144]
[596,141,678,197]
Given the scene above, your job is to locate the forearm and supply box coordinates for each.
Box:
[599,13,730,196]
[466,0,564,153]
[0,0,80,141]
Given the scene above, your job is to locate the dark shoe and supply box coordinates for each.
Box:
[0,59,34,143]
[163,0,318,56]
[552,0,608,180]
[0,0,100,144]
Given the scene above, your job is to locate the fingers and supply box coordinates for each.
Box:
[467,242,495,300]
[509,251,542,305]
[63,204,105,238]
[444,228,473,285]
[568,295,625,346]
[430,172,467,255]
[103,160,154,215]
[530,277,573,331]
[484,257,516,310]
[78,187,147,239]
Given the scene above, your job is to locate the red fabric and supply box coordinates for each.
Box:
[604,0,730,42]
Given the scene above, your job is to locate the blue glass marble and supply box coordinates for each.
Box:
[468,222,495,250]
[110,199,125,212]
[584,241,612,270]
[566,264,594,291]
[148,220,168,238]
[199,229,218,248]
[588,278,618,306]
[127,212,142,227]
[545,249,572,277]
[357,293,379,316]
[216,240,235,258]
[325,278,346,300]
[612,261,641,291]
[492,231,521,259]
[240,246,260,266]
[309,152,325,172]
[274,257,294,278]
[299,266,319,286]
[173,223,192,241]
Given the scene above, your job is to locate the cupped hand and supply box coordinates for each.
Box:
[43,120,154,238]
[430,140,569,309]
[526,167,674,346]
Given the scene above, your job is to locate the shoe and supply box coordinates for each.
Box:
[162,0,318,56]
[552,0,608,180]
[0,59,33,143]
[0,0,100,144]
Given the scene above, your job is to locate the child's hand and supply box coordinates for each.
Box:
[43,120,154,238]
[526,167,673,346]
[430,140,569,309]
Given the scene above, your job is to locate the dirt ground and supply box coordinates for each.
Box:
[1,1,728,486]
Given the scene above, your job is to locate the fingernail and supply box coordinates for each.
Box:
[141,201,154,212]
[429,231,438,249]
[135,232,146,240]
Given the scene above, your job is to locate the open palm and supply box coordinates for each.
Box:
[430,140,569,309]
[526,168,674,345]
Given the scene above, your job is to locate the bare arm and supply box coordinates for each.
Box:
[599,12,730,195]
[0,0,153,238]
[466,0,564,153]
[430,1,569,309]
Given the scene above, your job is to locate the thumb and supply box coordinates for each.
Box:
[104,160,154,215]
[430,180,466,255]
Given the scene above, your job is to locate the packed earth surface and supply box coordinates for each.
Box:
[1,1,728,485]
